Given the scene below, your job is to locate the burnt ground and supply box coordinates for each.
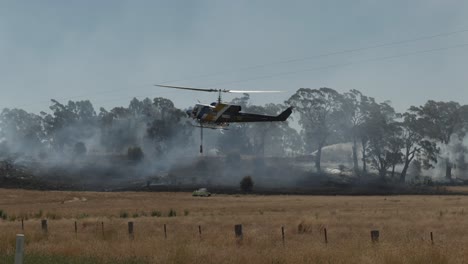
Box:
[0,159,465,195]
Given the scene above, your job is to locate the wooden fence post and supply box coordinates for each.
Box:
[198,225,202,239]
[101,222,105,238]
[128,222,134,240]
[281,226,285,246]
[324,228,328,244]
[234,224,243,242]
[430,232,434,245]
[164,224,167,239]
[371,230,379,243]
[14,234,25,264]
[41,220,48,234]
[74,221,78,238]
[21,219,24,231]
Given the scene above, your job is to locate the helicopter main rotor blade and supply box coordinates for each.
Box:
[226,90,282,93]
[155,84,282,94]
[155,84,218,92]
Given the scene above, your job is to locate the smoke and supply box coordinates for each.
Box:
[433,135,468,180]
[0,96,313,190]
[1,92,466,192]
[0,98,198,188]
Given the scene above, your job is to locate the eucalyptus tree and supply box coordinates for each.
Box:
[398,112,438,182]
[0,108,45,155]
[286,88,345,172]
[409,101,466,180]
[244,103,302,157]
[41,99,97,151]
[343,89,375,175]
[365,101,401,179]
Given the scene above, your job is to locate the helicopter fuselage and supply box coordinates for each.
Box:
[188,102,292,128]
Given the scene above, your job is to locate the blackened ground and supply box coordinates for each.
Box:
[0,158,465,195]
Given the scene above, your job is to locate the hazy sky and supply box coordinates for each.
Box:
[1,0,468,113]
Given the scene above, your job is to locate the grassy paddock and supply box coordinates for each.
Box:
[1,189,468,263]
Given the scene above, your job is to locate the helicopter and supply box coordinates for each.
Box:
[155,84,293,154]
[155,85,293,129]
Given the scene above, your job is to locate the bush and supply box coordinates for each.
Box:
[151,210,162,217]
[297,220,314,234]
[127,146,144,161]
[73,142,87,156]
[46,212,61,220]
[338,164,346,172]
[76,213,89,219]
[119,211,129,218]
[0,209,6,220]
[34,209,43,219]
[184,209,189,216]
[168,209,177,217]
[240,176,254,192]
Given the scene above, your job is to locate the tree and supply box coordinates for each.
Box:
[365,102,401,180]
[146,97,191,156]
[240,176,254,192]
[286,88,345,172]
[244,105,271,156]
[243,103,301,157]
[409,101,466,180]
[217,94,253,155]
[343,90,375,175]
[0,108,46,155]
[398,112,438,183]
[98,106,136,152]
[97,97,192,155]
[42,99,97,151]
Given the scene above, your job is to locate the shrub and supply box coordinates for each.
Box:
[119,211,129,218]
[0,210,6,220]
[151,210,162,217]
[127,146,144,161]
[297,220,313,234]
[184,209,189,216]
[73,142,87,156]
[168,209,177,217]
[338,164,346,172]
[34,210,43,219]
[76,213,89,219]
[240,176,254,192]
[132,212,139,218]
[46,212,61,220]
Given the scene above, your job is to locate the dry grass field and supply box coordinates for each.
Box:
[1,188,468,263]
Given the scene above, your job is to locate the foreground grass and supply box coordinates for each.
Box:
[1,189,468,263]
[0,254,147,264]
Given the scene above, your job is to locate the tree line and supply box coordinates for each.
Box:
[287,88,468,182]
[0,88,467,182]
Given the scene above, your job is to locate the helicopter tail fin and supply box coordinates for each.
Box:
[276,107,293,121]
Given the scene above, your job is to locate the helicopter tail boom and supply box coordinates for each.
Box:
[220,107,293,123]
